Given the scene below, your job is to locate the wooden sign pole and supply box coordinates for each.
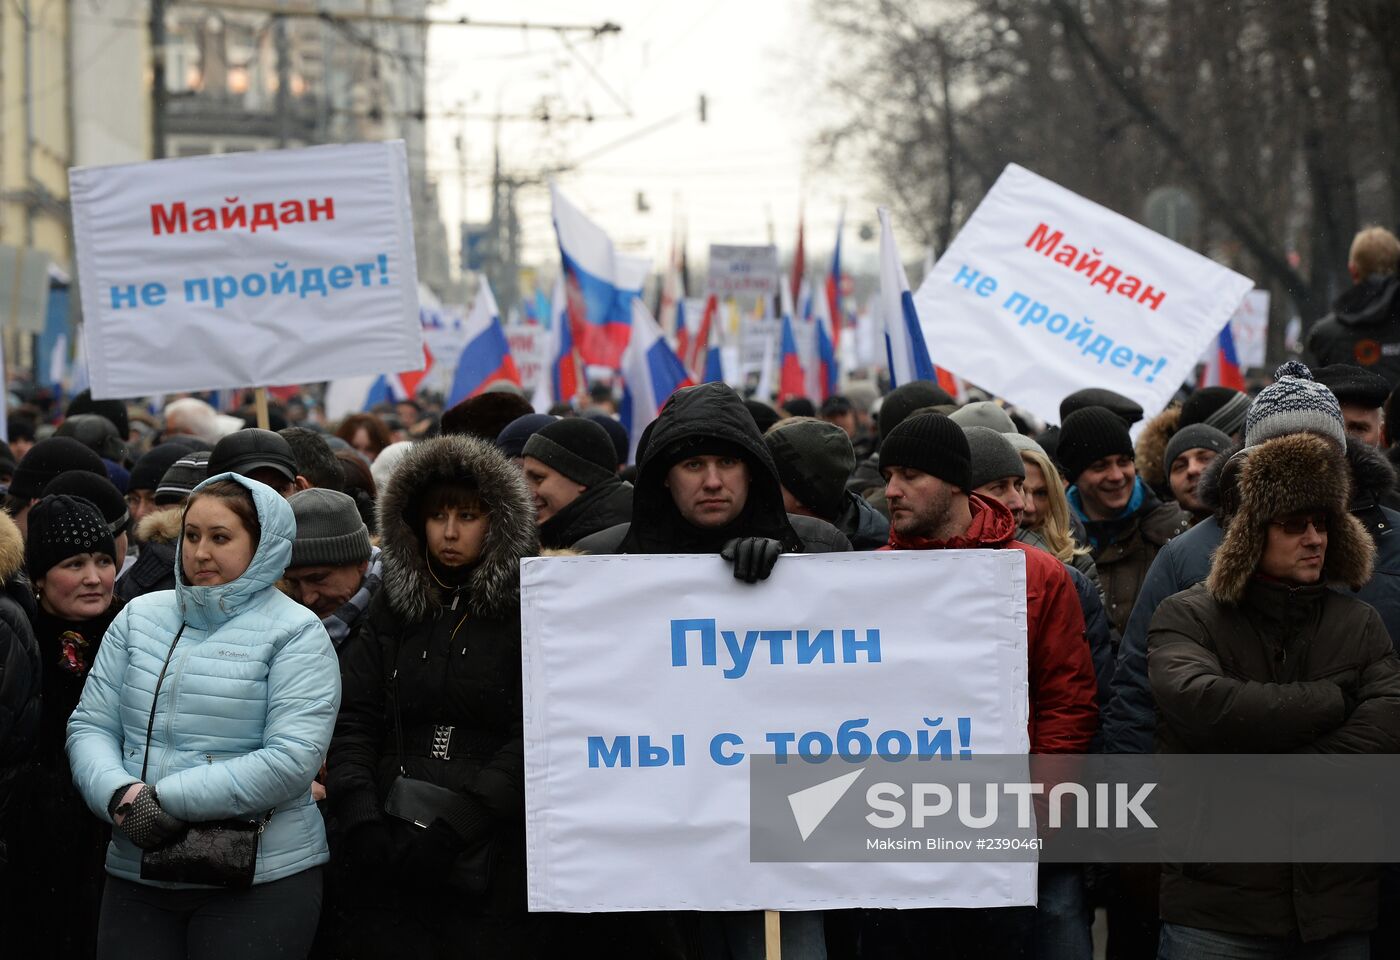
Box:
[764,910,781,960]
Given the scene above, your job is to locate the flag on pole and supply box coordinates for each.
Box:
[702,339,725,384]
[777,286,806,406]
[1199,321,1246,391]
[790,211,805,306]
[448,278,520,406]
[619,298,692,463]
[551,184,649,371]
[813,274,839,401]
[754,325,776,403]
[880,208,960,396]
[826,209,844,351]
[679,295,718,379]
[533,274,582,413]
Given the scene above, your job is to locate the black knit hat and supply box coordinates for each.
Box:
[1163,424,1232,479]
[764,419,855,521]
[878,413,972,491]
[1060,388,1144,427]
[24,495,116,579]
[522,418,618,488]
[129,443,191,494]
[585,412,629,468]
[43,471,129,537]
[8,437,108,501]
[208,429,297,485]
[495,414,556,459]
[1057,406,1135,483]
[879,382,957,444]
[155,451,210,505]
[1179,386,1249,437]
[1311,363,1391,410]
[65,389,129,442]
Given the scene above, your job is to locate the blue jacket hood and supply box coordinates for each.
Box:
[175,472,295,629]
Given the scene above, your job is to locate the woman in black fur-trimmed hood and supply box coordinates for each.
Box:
[1147,431,1400,953]
[324,434,539,957]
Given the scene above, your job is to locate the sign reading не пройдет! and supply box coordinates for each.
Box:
[69,141,421,399]
[913,164,1253,425]
[520,550,1034,913]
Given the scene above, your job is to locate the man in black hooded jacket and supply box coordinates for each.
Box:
[576,382,850,575]
[1308,226,1400,387]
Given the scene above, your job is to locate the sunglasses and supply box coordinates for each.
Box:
[1269,512,1329,536]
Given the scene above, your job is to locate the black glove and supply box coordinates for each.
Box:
[720,537,782,583]
[109,783,186,850]
[341,819,397,870]
[399,818,466,887]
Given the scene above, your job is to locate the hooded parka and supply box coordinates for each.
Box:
[575,383,850,555]
[326,435,537,938]
[66,473,341,887]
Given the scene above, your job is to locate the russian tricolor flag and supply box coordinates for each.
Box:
[826,210,844,351]
[813,274,838,400]
[532,273,582,413]
[777,286,807,405]
[880,207,960,396]
[620,298,692,463]
[1200,320,1246,391]
[552,184,649,372]
[448,278,520,406]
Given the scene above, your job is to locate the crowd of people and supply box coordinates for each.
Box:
[3,226,1400,959]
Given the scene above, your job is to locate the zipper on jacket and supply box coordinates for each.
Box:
[158,630,195,782]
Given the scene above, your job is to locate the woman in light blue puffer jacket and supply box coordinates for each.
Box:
[67,473,341,960]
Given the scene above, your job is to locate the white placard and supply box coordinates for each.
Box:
[70,141,421,399]
[1229,289,1270,370]
[914,164,1253,423]
[521,551,1033,912]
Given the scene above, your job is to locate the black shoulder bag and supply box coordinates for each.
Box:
[137,624,270,888]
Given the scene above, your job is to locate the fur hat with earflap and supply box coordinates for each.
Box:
[1207,432,1374,604]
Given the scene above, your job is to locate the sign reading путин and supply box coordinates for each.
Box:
[520,550,1033,913]
[69,141,422,399]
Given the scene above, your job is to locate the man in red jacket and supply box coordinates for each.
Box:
[862,411,1099,960]
[881,412,1098,753]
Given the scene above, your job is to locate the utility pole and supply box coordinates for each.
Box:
[275,14,290,147]
[150,0,166,158]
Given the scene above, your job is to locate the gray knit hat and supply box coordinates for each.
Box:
[1004,432,1048,458]
[949,401,1017,434]
[288,488,371,568]
[1244,361,1345,448]
[1163,423,1232,478]
[963,426,1026,490]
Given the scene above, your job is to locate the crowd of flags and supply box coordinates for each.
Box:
[316,186,965,459]
[294,184,1251,461]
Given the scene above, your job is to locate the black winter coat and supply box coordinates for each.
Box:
[0,512,38,859]
[327,434,538,924]
[537,476,632,550]
[1307,275,1400,388]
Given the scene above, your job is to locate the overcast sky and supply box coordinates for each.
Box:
[425,0,887,287]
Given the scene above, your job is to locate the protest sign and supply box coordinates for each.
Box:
[708,244,779,313]
[505,324,547,392]
[521,551,1034,912]
[70,141,421,399]
[1229,289,1270,370]
[913,164,1253,423]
